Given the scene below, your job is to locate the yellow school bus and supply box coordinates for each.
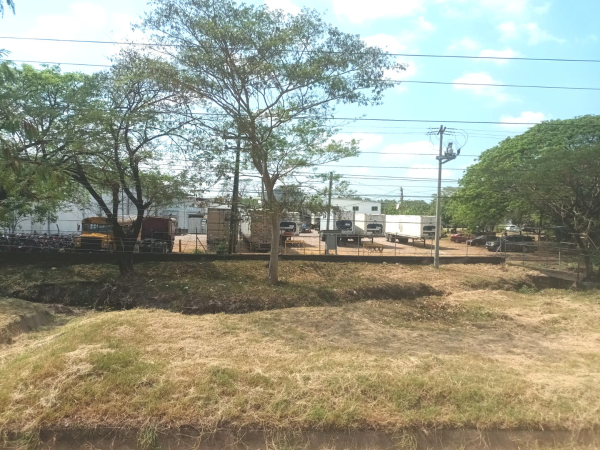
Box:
[74,216,139,252]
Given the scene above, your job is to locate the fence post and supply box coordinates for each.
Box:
[558,243,561,270]
[394,239,396,257]
[179,239,182,253]
[195,228,198,252]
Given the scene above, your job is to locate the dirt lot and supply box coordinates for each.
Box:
[176,232,491,257]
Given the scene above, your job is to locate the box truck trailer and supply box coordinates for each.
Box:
[319,211,375,244]
[384,215,436,245]
[354,213,385,237]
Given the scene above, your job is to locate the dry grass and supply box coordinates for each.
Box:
[1,286,599,434]
[0,261,541,313]
[0,298,54,345]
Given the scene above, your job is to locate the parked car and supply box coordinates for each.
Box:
[467,234,496,246]
[450,233,471,243]
[505,225,521,233]
[486,235,537,253]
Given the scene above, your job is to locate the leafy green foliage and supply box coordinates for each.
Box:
[141,0,400,282]
[451,115,600,277]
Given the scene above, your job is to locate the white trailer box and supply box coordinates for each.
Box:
[384,215,436,244]
[319,210,354,232]
[354,213,386,236]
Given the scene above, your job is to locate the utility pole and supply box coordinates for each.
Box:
[433,125,460,269]
[326,171,333,231]
[400,187,404,212]
[228,138,241,254]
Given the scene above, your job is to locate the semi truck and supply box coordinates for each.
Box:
[384,215,436,245]
[240,210,273,252]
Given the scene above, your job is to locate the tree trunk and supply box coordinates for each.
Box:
[268,212,280,285]
[117,252,135,276]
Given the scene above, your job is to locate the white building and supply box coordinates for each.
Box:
[329,198,381,214]
[13,197,224,235]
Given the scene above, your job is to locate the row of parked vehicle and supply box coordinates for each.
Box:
[450,231,538,253]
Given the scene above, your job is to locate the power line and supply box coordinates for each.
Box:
[2,36,600,63]
[3,58,600,91]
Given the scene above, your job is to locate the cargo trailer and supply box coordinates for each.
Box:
[384,215,436,246]
[354,213,386,237]
[240,210,273,252]
[139,217,176,253]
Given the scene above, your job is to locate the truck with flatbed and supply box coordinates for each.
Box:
[384,215,436,246]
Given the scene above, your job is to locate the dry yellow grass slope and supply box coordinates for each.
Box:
[1,286,599,433]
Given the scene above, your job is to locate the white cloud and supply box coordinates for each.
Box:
[363,34,409,53]
[533,2,551,14]
[453,72,514,103]
[498,21,563,45]
[417,16,435,31]
[448,37,480,51]
[407,164,452,179]
[497,21,519,39]
[335,133,384,150]
[349,167,373,176]
[380,141,436,162]
[332,0,425,24]
[264,0,300,15]
[478,48,520,64]
[524,22,564,45]
[479,0,529,16]
[500,111,547,129]
[71,3,107,29]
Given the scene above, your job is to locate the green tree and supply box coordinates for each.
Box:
[3,58,197,274]
[452,115,600,279]
[142,0,400,283]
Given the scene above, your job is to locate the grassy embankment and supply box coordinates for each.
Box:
[0,261,599,439]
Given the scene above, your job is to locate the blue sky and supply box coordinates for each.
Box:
[1,0,599,202]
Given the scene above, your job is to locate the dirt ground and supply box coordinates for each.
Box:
[176,232,492,257]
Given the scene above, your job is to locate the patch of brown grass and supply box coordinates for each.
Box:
[1,288,599,433]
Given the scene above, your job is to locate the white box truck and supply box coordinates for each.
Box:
[384,215,436,245]
[319,211,374,244]
[354,213,385,237]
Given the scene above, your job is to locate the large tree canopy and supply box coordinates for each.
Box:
[2,59,198,274]
[452,115,600,278]
[141,0,400,283]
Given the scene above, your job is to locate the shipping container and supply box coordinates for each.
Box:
[384,215,436,244]
[207,207,231,247]
[240,210,273,252]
